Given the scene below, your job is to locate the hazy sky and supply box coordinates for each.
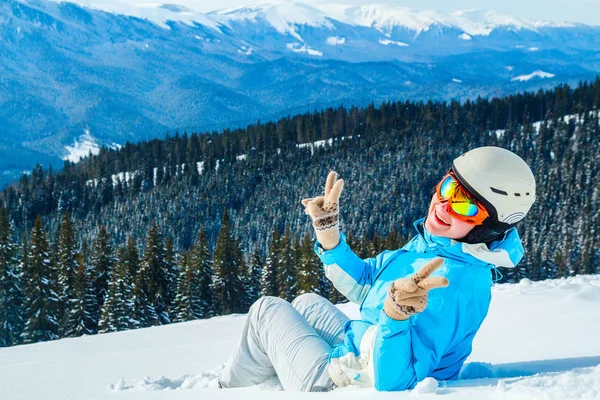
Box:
[186,0,598,25]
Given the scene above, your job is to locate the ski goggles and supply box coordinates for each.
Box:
[435,172,489,225]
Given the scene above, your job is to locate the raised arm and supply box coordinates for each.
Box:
[302,171,385,303]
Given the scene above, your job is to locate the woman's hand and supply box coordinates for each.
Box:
[301,171,344,250]
[383,258,450,321]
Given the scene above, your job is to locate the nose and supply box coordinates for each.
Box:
[437,200,451,215]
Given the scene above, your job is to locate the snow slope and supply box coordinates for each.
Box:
[47,0,575,34]
[1,275,599,400]
[63,129,101,162]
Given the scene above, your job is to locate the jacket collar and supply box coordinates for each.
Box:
[411,218,524,268]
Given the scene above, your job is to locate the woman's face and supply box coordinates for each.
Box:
[424,195,476,240]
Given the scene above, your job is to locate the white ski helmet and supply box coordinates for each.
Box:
[451,146,536,243]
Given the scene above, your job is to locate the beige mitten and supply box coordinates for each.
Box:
[383,258,450,321]
[301,171,344,250]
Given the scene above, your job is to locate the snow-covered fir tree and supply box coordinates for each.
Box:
[22,216,60,343]
[246,247,263,305]
[164,237,179,313]
[57,211,78,332]
[192,229,215,318]
[134,222,170,327]
[261,229,280,297]
[99,246,135,332]
[64,253,97,337]
[296,232,324,296]
[212,211,245,315]
[171,231,215,322]
[125,236,140,291]
[90,225,114,323]
[171,252,196,322]
[275,226,297,302]
[0,207,24,346]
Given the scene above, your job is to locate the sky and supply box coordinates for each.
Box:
[132,0,599,25]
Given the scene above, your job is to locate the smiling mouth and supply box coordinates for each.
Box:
[435,209,451,226]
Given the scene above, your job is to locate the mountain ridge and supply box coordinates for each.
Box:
[1,0,599,186]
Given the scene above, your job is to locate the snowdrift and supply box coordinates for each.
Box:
[1,275,599,400]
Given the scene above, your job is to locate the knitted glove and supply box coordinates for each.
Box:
[301,171,344,250]
[383,258,450,321]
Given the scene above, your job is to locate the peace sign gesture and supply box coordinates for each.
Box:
[384,258,450,321]
[301,171,344,250]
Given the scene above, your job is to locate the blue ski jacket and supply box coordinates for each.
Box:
[315,218,524,391]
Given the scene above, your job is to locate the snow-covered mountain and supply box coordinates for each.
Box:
[0,0,599,185]
[1,274,599,399]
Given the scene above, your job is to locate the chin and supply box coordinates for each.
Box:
[424,216,470,241]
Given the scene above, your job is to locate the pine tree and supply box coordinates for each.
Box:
[261,229,280,297]
[22,216,60,343]
[57,211,78,332]
[172,230,214,321]
[296,232,323,296]
[164,237,179,313]
[134,222,170,326]
[64,253,97,337]
[125,236,140,281]
[276,226,297,301]
[98,246,135,332]
[172,252,195,322]
[0,207,24,346]
[246,247,263,305]
[90,225,114,317]
[212,211,245,315]
[192,230,215,318]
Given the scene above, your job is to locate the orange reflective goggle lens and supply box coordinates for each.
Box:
[435,173,489,225]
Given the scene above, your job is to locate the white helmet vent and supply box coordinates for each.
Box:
[490,187,508,196]
[503,212,525,224]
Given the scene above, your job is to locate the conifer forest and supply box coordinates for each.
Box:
[0,80,599,347]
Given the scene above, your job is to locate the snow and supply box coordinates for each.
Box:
[326,36,346,45]
[378,39,409,47]
[238,46,253,55]
[314,5,545,36]
[445,9,536,35]
[46,1,578,37]
[530,20,576,28]
[63,129,101,163]
[452,78,463,83]
[412,377,439,394]
[296,138,333,155]
[296,136,355,155]
[529,46,540,51]
[48,0,221,30]
[511,70,555,82]
[211,2,333,42]
[318,4,436,35]
[458,33,472,40]
[286,43,323,56]
[2,274,599,399]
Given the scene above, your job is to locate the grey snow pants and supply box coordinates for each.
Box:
[219,293,350,392]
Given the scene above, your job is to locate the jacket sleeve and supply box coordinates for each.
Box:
[315,232,393,304]
[372,290,459,391]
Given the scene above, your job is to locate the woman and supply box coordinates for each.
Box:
[218,146,536,392]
